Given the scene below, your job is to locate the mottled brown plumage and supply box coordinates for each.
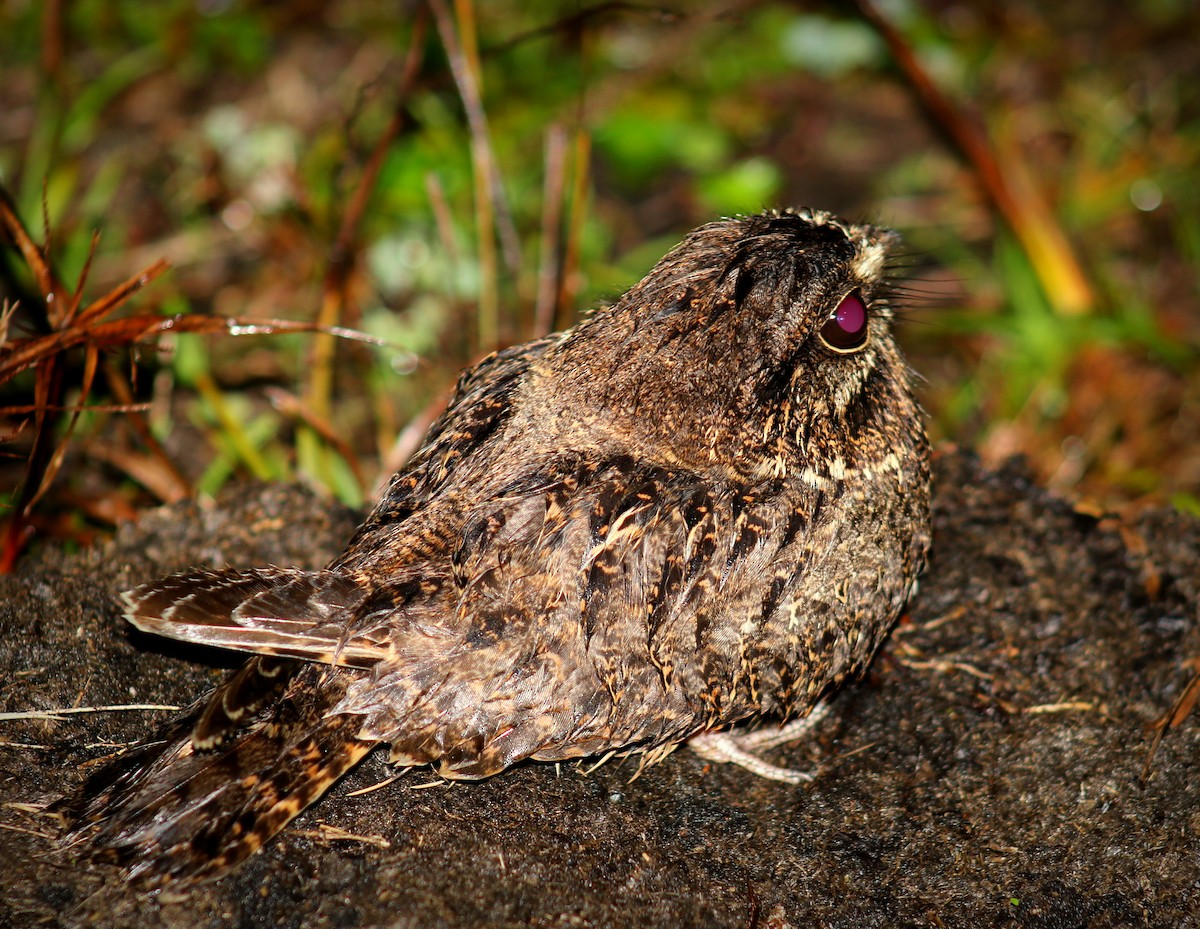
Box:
[64,209,931,884]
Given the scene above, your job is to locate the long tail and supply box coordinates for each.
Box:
[62,660,378,885]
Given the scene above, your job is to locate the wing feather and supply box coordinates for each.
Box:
[121,567,382,668]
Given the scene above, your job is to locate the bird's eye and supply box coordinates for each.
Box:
[819,292,869,353]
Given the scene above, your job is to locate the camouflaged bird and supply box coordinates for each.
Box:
[65,208,931,884]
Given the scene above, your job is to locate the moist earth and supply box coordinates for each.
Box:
[1,449,1197,928]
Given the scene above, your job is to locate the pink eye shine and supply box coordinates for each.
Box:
[819,292,869,352]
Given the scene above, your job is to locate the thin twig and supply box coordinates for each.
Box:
[0,401,150,416]
[425,172,461,282]
[1023,701,1099,714]
[433,0,499,354]
[896,656,994,681]
[102,360,192,502]
[0,703,180,722]
[73,258,170,328]
[534,124,568,337]
[265,386,369,497]
[346,772,404,797]
[0,185,62,311]
[288,823,391,849]
[892,605,968,636]
[40,0,64,82]
[558,128,592,328]
[66,229,102,324]
[1,314,382,388]
[1142,664,1200,782]
[0,821,55,840]
[431,0,522,351]
[411,777,455,790]
[29,341,100,516]
[308,12,427,439]
[853,0,1093,316]
[81,440,188,504]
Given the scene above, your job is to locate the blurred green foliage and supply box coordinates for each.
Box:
[1,0,1197,542]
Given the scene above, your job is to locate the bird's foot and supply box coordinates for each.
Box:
[687,702,830,784]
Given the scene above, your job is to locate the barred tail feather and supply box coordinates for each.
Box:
[63,667,377,885]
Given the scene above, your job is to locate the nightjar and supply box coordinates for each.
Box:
[64,209,931,884]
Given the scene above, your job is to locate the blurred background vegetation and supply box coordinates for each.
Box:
[1,0,1197,567]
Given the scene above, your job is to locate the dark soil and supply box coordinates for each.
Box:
[2,450,1197,928]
